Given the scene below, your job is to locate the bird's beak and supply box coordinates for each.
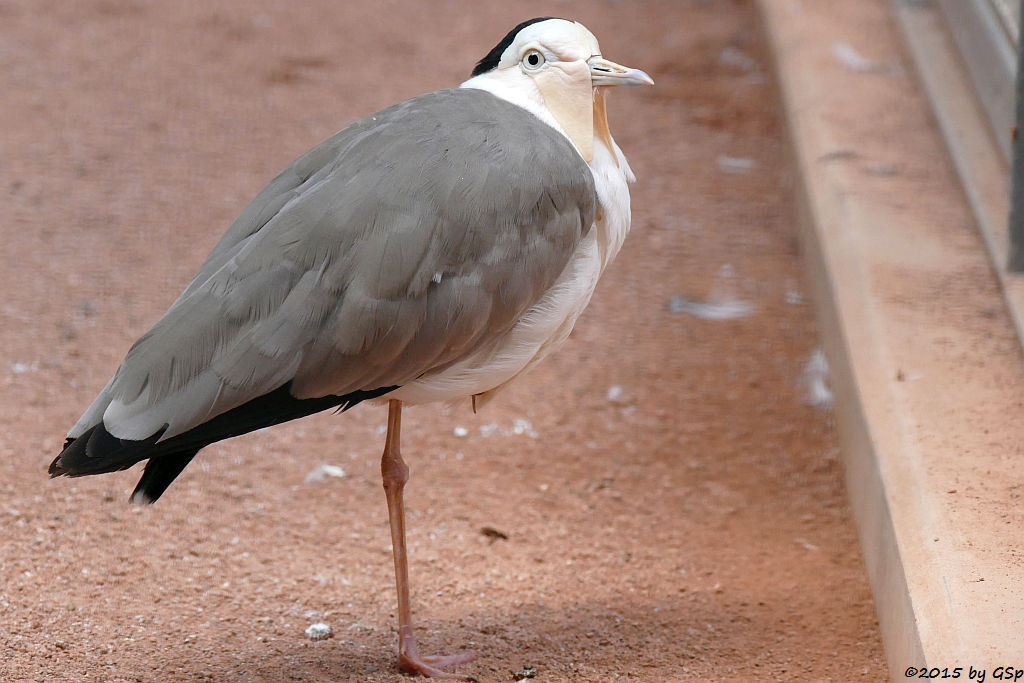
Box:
[588,56,655,87]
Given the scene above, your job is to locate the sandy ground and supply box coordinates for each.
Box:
[1,0,888,680]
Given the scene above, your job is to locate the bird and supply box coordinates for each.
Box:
[49,17,652,679]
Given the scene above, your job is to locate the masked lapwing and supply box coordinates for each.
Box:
[50,17,652,678]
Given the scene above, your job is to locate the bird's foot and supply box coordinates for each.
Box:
[399,652,477,679]
[398,625,476,679]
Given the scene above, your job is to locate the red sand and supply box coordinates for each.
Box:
[0,1,887,680]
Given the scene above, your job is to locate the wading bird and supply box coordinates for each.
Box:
[49,17,652,678]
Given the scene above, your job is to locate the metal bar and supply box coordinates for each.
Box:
[935,0,1016,162]
[1009,0,1024,270]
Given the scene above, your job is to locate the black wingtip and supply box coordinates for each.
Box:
[49,444,72,477]
[50,383,401,502]
[48,437,75,477]
[48,423,159,480]
[56,383,398,476]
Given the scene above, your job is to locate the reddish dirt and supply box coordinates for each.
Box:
[1,1,888,681]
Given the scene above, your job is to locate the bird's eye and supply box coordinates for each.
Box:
[522,50,545,70]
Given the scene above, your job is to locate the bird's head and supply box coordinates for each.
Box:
[465,18,653,163]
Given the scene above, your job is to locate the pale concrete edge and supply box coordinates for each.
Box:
[752,2,924,678]
[792,180,925,678]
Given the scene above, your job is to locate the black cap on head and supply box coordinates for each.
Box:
[471,17,564,77]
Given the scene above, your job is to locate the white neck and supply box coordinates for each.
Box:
[461,72,582,155]
[461,73,634,180]
[461,71,636,272]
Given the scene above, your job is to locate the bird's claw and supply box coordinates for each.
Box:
[399,651,476,679]
[397,625,475,679]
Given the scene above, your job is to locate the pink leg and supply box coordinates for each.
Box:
[381,400,476,679]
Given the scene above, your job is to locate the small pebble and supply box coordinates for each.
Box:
[304,464,346,484]
[305,623,332,640]
[511,418,537,438]
[481,526,509,542]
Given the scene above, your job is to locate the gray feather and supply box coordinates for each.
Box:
[76,88,596,441]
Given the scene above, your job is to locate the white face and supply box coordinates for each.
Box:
[496,19,602,75]
[486,20,602,160]
[466,19,651,163]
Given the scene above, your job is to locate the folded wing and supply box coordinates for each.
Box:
[54,88,596,482]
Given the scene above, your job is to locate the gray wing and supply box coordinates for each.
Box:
[71,88,596,441]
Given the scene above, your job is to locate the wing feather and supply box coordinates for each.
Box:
[75,88,595,443]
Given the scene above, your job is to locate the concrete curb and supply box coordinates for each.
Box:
[756,0,1024,677]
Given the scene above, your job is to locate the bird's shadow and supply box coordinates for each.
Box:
[152,593,766,681]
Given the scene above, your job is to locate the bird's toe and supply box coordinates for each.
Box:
[399,650,477,679]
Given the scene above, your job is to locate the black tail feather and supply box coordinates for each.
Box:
[130,449,199,504]
[50,382,398,502]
